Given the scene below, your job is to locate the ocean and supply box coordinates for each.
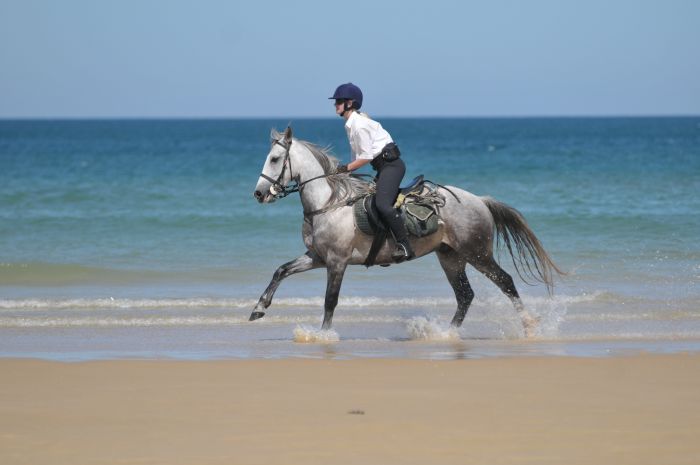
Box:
[1,117,699,360]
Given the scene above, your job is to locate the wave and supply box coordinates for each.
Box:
[0,297,260,310]
[0,315,251,328]
[1,291,697,332]
[0,296,456,311]
[0,292,609,311]
[0,313,404,328]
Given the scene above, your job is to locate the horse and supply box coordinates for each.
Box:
[252,127,563,337]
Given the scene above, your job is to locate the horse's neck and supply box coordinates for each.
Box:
[292,146,333,213]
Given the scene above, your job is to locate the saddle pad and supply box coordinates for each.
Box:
[353,198,376,235]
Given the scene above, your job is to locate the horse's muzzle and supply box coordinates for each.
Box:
[254,190,265,202]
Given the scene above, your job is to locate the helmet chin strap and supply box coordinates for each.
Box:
[339,101,353,118]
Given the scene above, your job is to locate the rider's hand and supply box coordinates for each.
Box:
[335,164,349,174]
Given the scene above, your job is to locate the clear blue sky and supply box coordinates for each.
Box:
[1,0,698,118]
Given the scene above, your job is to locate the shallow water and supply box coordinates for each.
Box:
[1,292,699,361]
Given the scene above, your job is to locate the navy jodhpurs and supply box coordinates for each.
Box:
[374,158,409,243]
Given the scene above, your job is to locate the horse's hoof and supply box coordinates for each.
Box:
[249,311,265,321]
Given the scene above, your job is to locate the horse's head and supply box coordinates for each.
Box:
[254,126,294,203]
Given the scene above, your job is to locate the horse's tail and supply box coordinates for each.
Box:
[481,196,565,294]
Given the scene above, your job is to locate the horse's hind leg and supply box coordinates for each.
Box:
[250,251,323,321]
[472,257,538,337]
[436,245,474,327]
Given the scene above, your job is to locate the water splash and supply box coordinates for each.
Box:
[292,325,340,343]
[523,298,568,339]
[406,317,461,341]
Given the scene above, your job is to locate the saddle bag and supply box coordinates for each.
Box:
[403,203,438,238]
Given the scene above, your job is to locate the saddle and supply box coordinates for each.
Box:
[353,175,444,267]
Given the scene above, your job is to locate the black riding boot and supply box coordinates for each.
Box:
[387,217,415,263]
[380,208,415,263]
[374,158,415,263]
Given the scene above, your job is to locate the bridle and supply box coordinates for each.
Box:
[259,139,296,198]
[258,136,378,219]
[259,138,342,200]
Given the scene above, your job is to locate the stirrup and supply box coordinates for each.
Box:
[391,243,411,263]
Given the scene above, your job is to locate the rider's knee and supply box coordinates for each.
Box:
[375,197,395,217]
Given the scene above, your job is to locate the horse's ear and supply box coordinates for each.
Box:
[284,126,293,143]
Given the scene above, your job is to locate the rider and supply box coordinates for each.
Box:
[330,82,415,263]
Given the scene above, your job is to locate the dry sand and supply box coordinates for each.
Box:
[1,354,699,465]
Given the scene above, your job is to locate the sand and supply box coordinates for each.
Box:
[1,354,699,465]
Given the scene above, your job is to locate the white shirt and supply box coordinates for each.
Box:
[344,111,394,161]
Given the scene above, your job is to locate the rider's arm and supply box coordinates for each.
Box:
[347,158,371,171]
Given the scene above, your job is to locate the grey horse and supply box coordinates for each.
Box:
[252,127,563,337]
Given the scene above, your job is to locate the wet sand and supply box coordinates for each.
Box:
[1,354,699,465]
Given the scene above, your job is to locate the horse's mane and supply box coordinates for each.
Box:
[270,129,373,205]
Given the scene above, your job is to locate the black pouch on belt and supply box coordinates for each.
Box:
[381,142,401,161]
[371,143,401,170]
[371,143,400,170]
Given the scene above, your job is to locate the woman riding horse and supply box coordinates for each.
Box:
[330,83,415,263]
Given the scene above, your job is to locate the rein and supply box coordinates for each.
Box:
[260,138,372,219]
[302,173,374,219]
[259,139,339,200]
[303,193,365,219]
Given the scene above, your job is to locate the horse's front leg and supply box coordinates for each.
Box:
[249,251,323,321]
[321,262,348,330]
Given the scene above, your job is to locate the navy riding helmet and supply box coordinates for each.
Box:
[329,83,363,110]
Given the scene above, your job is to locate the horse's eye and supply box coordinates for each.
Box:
[271,156,280,163]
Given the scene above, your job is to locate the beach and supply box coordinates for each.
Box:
[2,354,699,465]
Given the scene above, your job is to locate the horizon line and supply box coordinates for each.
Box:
[1,113,699,121]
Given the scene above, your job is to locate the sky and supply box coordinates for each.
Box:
[1,0,698,118]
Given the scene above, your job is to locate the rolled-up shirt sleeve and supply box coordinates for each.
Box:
[354,126,375,160]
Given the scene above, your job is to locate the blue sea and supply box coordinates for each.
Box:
[1,117,699,360]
